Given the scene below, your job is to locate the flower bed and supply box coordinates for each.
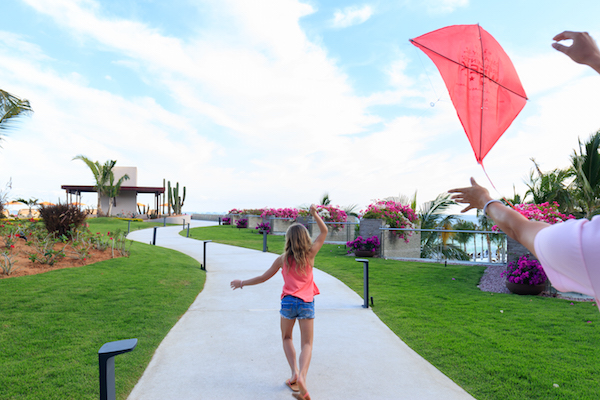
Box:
[347,235,380,254]
[361,200,418,242]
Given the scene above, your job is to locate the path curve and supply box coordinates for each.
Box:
[126,221,476,400]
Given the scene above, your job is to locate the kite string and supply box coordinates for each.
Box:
[413,46,441,107]
[480,162,516,210]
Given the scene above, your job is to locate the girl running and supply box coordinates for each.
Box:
[230,204,328,400]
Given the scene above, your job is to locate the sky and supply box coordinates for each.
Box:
[2,0,600,215]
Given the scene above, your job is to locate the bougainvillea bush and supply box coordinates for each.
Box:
[236,218,248,228]
[298,205,348,231]
[260,208,299,220]
[346,235,380,254]
[255,222,271,234]
[361,200,418,242]
[222,217,231,225]
[492,202,574,231]
[501,255,548,285]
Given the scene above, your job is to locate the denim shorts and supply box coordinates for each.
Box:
[280,295,315,320]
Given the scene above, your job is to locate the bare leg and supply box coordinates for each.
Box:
[295,318,314,397]
[280,317,298,384]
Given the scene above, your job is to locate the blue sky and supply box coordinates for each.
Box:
[2,0,600,214]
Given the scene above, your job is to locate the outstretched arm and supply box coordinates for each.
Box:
[552,31,600,74]
[230,256,283,290]
[309,204,328,256]
[448,178,549,256]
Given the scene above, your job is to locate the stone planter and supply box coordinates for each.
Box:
[246,215,266,229]
[382,229,421,259]
[230,214,243,227]
[269,218,296,235]
[309,222,354,243]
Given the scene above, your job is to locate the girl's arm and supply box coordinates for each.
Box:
[448,178,549,257]
[230,256,283,290]
[309,204,328,256]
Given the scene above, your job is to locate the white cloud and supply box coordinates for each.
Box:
[332,5,373,28]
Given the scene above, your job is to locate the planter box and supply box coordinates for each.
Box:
[246,215,266,229]
[382,230,421,259]
[270,218,296,234]
[230,214,243,226]
[309,222,355,243]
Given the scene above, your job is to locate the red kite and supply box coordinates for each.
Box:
[410,24,527,164]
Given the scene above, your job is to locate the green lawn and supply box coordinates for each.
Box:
[0,218,205,400]
[185,225,600,400]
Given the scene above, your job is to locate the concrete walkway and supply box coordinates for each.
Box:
[126,221,476,400]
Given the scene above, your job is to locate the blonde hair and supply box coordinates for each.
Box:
[283,223,312,274]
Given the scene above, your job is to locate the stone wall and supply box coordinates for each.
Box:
[381,230,421,259]
[269,218,295,234]
[246,215,266,229]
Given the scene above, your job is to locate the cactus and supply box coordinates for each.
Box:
[167,181,186,215]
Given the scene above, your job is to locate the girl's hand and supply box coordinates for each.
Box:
[230,279,243,290]
[309,204,317,216]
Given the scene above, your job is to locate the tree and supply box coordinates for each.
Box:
[320,193,331,206]
[15,197,38,217]
[73,155,124,216]
[0,89,33,146]
[477,210,494,262]
[419,193,469,261]
[105,170,130,217]
[570,130,600,219]
[524,158,573,213]
[453,219,476,255]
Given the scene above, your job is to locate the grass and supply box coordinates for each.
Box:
[0,218,205,400]
[185,225,600,400]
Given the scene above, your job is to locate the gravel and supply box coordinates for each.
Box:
[478,264,595,302]
[477,264,511,294]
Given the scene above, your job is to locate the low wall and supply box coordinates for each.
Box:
[246,215,266,229]
[192,214,225,222]
[309,222,357,243]
[381,230,421,259]
[269,218,295,234]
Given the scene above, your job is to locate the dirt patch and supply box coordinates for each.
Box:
[0,239,122,279]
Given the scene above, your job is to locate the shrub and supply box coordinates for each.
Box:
[346,235,380,253]
[255,222,271,234]
[39,203,88,237]
[501,255,547,285]
[236,218,248,228]
[361,200,418,242]
[260,208,299,220]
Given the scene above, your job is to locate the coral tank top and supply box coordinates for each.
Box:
[281,257,320,303]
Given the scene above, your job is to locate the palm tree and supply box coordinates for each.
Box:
[105,170,130,217]
[15,197,38,217]
[477,210,494,262]
[419,193,469,261]
[72,155,120,216]
[524,158,573,212]
[0,89,33,146]
[453,219,476,256]
[570,130,600,219]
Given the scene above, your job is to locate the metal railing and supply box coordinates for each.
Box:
[379,227,508,264]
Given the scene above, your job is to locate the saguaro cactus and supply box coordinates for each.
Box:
[167,181,186,215]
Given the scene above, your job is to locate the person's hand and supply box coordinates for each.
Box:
[309,204,317,216]
[230,279,242,290]
[448,178,493,213]
[552,31,600,72]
